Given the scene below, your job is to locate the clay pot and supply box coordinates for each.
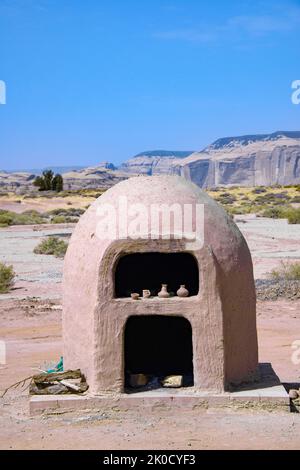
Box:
[158,284,170,298]
[131,293,139,300]
[177,285,189,297]
[129,374,148,388]
[142,289,151,299]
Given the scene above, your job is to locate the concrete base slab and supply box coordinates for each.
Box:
[30,364,290,415]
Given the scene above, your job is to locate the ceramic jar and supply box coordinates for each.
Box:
[158,284,170,298]
[177,285,189,297]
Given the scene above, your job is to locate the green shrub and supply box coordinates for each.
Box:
[51,215,67,224]
[13,213,45,225]
[47,208,85,217]
[286,208,300,224]
[216,193,237,205]
[0,208,83,227]
[50,214,81,224]
[254,192,290,205]
[269,261,300,281]
[261,206,300,223]
[261,206,285,219]
[0,210,46,226]
[0,213,14,227]
[0,263,15,293]
[33,236,68,258]
[34,170,64,192]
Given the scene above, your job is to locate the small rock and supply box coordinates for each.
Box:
[129,374,148,388]
[162,375,183,388]
[289,389,299,399]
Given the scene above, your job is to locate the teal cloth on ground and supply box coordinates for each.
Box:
[46,356,63,373]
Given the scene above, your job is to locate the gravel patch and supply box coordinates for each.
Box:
[256,279,300,301]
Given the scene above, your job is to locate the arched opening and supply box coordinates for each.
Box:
[124,315,194,391]
[115,252,199,298]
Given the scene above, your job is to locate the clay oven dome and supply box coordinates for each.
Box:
[63,175,258,394]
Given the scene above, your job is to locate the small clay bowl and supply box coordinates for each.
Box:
[131,293,139,300]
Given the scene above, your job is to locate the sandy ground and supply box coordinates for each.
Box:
[0,224,73,300]
[0,216,299,450]
[0,194,94,214]
[237,215,300,278]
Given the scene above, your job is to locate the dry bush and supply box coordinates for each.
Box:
[269,261,300,281]
[0,263,15,293]
[33,236,68,258]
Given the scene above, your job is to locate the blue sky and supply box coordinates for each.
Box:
[0,0,299,170]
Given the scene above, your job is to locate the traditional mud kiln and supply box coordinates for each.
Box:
[63,175,258,395]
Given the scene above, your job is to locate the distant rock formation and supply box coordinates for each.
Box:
[0,171,36,192]
[61,165,126,190]
[172,131,300,187]
[0,165,125,193]
[120,150,194,175]
[1,132,299,192]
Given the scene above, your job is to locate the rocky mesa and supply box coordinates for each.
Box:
[1,131,300,191]
[171,131,300,187]
[120,150,193,175]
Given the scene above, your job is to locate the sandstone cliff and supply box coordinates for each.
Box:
[120,150,193,175]
[60,165,127,190]
[172,131,300,187]
[1,131,299,191]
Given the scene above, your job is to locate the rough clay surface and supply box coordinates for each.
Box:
[63,176,258,393]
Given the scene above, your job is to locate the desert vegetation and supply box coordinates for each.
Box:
[0,210,46,227]
[0,208,85,227]
[269,261,300,281]
[0,262,15,293]
[256,261,300,301]
[0,185,299,227]
[47,208,85,224]
[261,206,300,223]
[34,170,64,192]
[17,188,104,199]
[33,236,68,258]
[207,185,300,223]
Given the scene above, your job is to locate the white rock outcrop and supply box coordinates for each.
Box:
[172,132,300,187]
